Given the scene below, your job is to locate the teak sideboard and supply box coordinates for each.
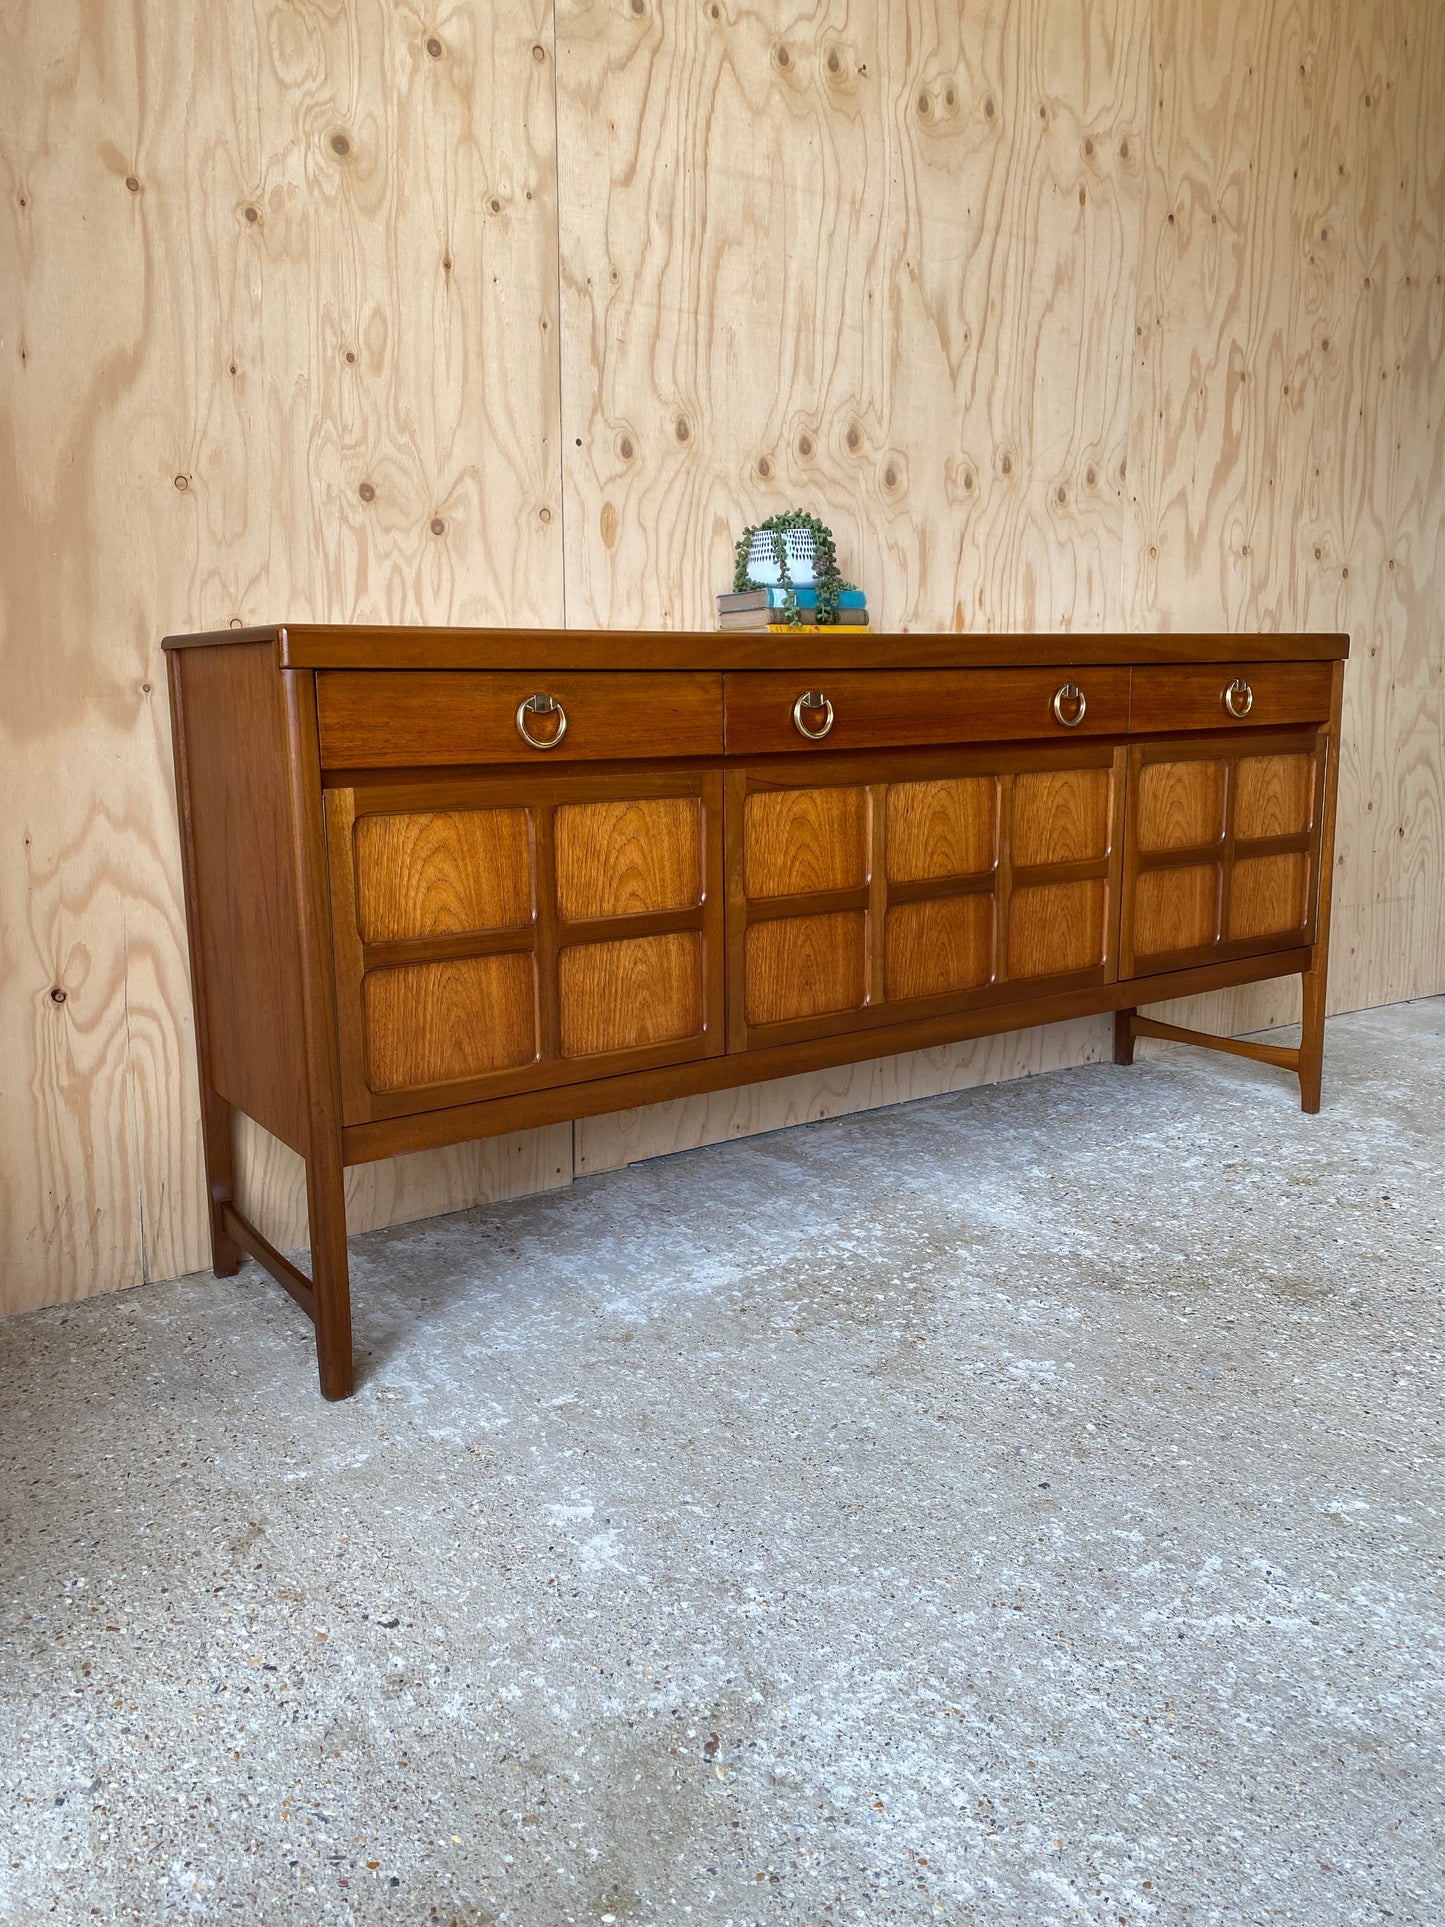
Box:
[165,626,1349,1399]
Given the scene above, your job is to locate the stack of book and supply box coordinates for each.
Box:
[716,585,871,631]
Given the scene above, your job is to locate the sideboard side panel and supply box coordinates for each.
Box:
[172,643,308,1153]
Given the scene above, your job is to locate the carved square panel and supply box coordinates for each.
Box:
[1012,767,1110,866]
[744,788,868,898]
[363,953,536,1091]
[353,809,531,941]
[1234,755,1315,843]
[1229,854,1309,941]
[885,895,994,1001]
[556,797,701,922]
[559,932,703,1056]
[1133,864,1220,958]
[1136,760,1226,853]
[885,777,997,881]
[1009,881,1107,978]
[745,911,867,1024]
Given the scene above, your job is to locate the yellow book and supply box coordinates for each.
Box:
[765,623,871,632]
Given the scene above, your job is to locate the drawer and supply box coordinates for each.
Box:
[724,667,1130,755]
[1130,662,1333,734]
[316,671,724,768]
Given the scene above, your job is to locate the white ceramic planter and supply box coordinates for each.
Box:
[747,528,817,586]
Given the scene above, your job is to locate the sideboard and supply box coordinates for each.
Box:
[165,626,1349,1399]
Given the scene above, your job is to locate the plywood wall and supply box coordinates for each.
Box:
[2,0,1441,1314]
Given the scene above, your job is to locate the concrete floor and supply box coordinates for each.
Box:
[1,1002,1442,1927]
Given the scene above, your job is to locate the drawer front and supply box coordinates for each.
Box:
[724,668,1131,756]
[325,768,726,1124]
[1130,662,1332,734]
[317,670,724,768]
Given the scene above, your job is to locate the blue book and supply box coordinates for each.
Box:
[718,586,867,611]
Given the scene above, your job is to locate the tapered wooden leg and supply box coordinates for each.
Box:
[1298,966,1326,1114]
[201,1086,242,1277]
[1114,1007,1137,1066]
[305,1136,354,1402]
[1297,660,1344,1116]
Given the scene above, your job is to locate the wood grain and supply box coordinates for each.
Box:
[249,625,1351,669]
[558,932,703,1057]
[354,808,533,940]
[171,643,308,1151]
[1228,853,1309,942]
[554,0,1150,634]
[743,787,869,898]
[233,1111,572,1252]
[555,797,701,921]
[1235,753,1315,843]
[574,1016,1118,1176]
[745,913,868,1026]
[1122,728,1325,979]
[885,896,995,1001]
[885,778,998,881]
[1137,760,1227,853]
[1011,768,1111,867]
[363,953,537,1091]
[317,670,724,767]
[0,0,565,1314]
[4,0,1443,1316]
[724,669,1132,756]
[1125,0,1445,1037]
[1008,880,1109,979]
[1129,664,1333,734]
[1132,864,1221,961]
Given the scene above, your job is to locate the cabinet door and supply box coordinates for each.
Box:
[326,770,725,1124]
[1120,731,1326,976]
[726,745,1124,1051]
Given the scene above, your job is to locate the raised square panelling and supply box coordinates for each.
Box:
[1235,754,1315,843]
[556,797,700,922]
[1230,854,1309,942]
[364,955,536,1092]
[886,896,995,1001]
[353,810,532,942]
[1012,768,1111,866]
[559,933,703,1057]
[745,913,867,1025]
[885,778,997,882]
[744,788,868,898]
[1133,865,1220,958]
[1137,761,1226,853]
[1009,882,1107,978]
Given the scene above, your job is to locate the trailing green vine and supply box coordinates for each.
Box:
[731,509,856,625]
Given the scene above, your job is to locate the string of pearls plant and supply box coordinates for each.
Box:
[731,509,857,626]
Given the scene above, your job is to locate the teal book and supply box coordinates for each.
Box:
[717,586,867,612]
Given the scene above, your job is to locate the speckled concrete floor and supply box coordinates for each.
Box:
[2,1002,1442,1927]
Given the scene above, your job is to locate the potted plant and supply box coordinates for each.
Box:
[732,509,856,625]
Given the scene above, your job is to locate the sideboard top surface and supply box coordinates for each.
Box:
[162,625,1352,672]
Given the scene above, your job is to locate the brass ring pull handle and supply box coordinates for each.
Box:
[1223,677,1254,719]
[516,692,568,749]
[792,690,835,741]
[1051,682,1087,728]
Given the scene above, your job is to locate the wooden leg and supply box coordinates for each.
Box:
[1114,1007,1137,1066]
[201,1086,242,1277]
[305,1134,355,1402]
[1298,965,1326,1114]
[1297,662,1344,1115]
